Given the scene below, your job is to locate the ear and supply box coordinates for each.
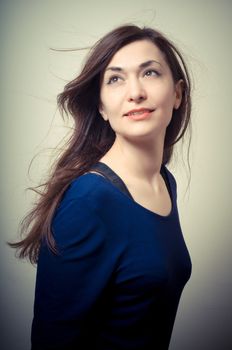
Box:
[99,103,108,121]
[174,79,184,110]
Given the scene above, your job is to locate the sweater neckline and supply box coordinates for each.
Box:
[86,162,175,220]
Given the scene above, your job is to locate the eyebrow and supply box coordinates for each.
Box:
[105,60,162,73]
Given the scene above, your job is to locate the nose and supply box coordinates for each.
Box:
[127,78,147,102]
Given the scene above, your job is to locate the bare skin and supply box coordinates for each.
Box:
[95,40,183,216]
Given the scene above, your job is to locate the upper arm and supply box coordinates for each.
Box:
[32,197,115,349]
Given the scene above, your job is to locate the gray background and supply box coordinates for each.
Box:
[1,0,231,349]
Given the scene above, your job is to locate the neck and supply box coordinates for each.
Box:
[100,131,166,185]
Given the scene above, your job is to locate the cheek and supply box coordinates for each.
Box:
[101,91,123,115]
[155,85,176,109]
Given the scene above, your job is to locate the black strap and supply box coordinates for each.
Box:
[89,162,134,200]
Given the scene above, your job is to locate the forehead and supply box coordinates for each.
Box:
[104,39,166,72]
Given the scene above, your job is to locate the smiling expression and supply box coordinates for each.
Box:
[99,39,183,141]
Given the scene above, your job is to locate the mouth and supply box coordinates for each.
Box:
[124,109,154,120]
[124,108,154,117]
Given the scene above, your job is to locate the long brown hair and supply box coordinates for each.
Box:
[9,24,192,264]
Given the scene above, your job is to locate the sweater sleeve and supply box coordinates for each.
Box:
[31,196,115,350]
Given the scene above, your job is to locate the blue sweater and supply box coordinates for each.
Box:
[31,164,192,349]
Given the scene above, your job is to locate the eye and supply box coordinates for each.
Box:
[106,75,122,85]
[144,69,160,77]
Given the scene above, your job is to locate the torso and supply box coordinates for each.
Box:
[85,161,172,217]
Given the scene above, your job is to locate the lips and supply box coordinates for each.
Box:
[124,108,154,116]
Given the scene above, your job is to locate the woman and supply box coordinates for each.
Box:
[10,24,192,349]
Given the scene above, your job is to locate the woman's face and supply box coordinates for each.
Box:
[99,39,183,141]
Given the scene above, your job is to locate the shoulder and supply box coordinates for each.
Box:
[60,173,130,215]
[52,174,118,243]
[50,174,127,256]
[61,173,113,203]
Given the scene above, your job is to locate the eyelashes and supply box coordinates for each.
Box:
[107,76,120,85]
[106,69,161,85]
[144,69,160,77]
